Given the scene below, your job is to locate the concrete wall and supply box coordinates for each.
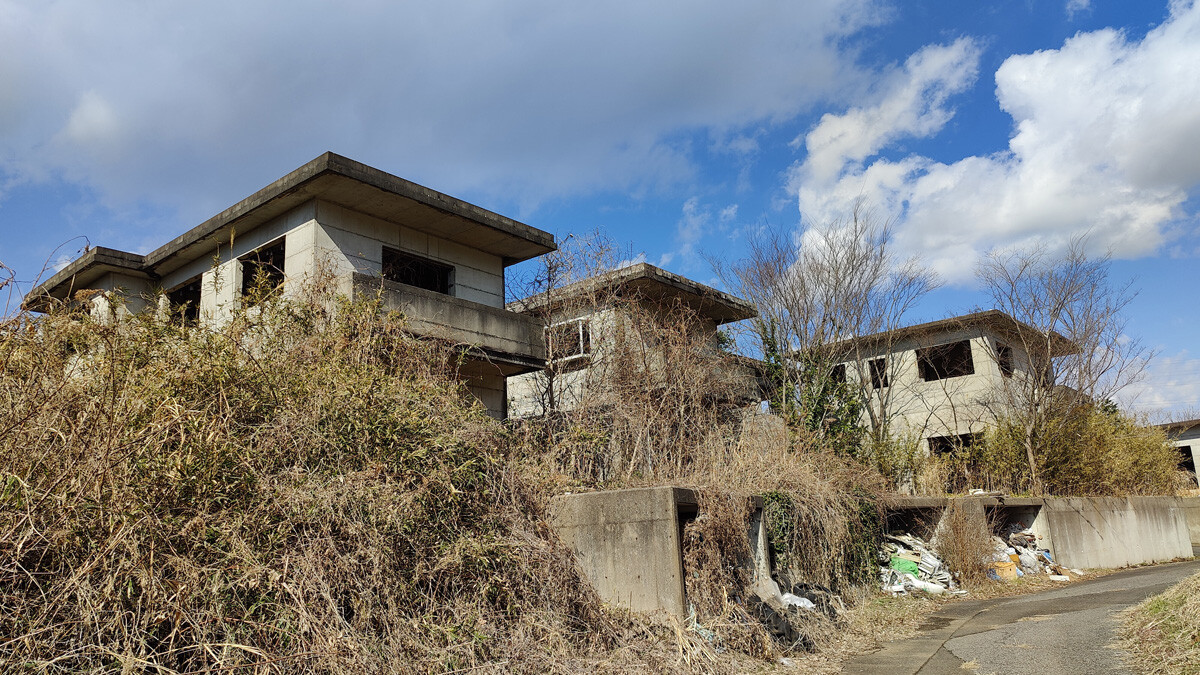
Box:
[1180,497,1200,555]
[549,487,695,617]
[888,496,1194,569]
[837,326,1036,453]
[1036,497,1193,569]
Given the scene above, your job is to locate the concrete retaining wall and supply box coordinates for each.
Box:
[888,496,1193,570]
[1036,497,1192,569]
[549,486,769,618]
[549,487,696,617]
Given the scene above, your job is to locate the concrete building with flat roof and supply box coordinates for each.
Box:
[23,152,556,418]
[506,262,760,418]
[1158,418,1200,488]
[828,310,1078,454]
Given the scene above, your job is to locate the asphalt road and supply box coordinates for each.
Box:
[843,559,1200,675]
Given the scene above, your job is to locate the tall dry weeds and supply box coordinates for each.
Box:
[0,288,613,673]
[932,499,994,587]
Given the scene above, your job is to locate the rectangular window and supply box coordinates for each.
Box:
[548,318,591,369]
[996,341,1014,378]
[382,247,453,295]
[1180,445,1195,474]
[927,432,982,456]
[830,363,847,384]
[917,340,975,381]
[869,358,888,389]
[240,239,286,302]
[167,277,202,324]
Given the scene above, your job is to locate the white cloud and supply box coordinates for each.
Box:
[794,38,981,184]
[1122,349,1200,419]
[792,0,1200,283]
[0,0,887,221]
[1066,0,1091,19]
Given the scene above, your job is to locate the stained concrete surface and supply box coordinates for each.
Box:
[843,559,1200,675]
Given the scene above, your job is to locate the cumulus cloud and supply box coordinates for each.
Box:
[0,0,886,222]
[792,0,1200,282]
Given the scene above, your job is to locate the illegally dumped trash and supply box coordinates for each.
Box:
[749,575,846,651]
[986,522,1073,581]
[879,533,962,596]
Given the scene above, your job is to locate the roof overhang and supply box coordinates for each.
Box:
[24,153,557,310]
[825,310,1079,358]
[510,262,756,324]
[22,247,151,311]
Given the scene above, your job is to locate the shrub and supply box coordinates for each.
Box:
[0,292,611,673]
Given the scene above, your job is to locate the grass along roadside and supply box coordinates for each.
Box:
[1119,570,1200,674]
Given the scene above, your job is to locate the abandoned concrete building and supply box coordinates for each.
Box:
[505,262,759,418]
[828,310,1078,454]
[1158,418,1200,488]
[22,152,556,418]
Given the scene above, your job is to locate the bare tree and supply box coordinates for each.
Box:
[723,201,939,446]
[975,238,1152,492]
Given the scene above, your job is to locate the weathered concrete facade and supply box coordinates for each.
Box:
[831,311,1076,455]
[1158,418,1200,488]
[507,263,759,418]
[24,153,557,418]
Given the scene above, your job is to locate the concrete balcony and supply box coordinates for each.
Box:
[350,273,545,375]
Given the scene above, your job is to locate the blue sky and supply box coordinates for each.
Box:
[1,0,1197,417]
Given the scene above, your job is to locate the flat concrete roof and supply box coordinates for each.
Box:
[26,152,557,308]
[509,262,756,325]
[827,310,1078,357]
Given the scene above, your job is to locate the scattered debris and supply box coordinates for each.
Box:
[879,533,963,595]
[985,522,1073,581]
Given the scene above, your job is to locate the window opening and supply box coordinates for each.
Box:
[382,247,453,295]
[917,340,974,381]
[167,277,202,324]
[869,358,888,389]
[1179,445,1195,474]
[548,318,591,369]
[996,341,1014,378]
[240,240,286,303]
[927,432,982,457]
[830,363,846,384]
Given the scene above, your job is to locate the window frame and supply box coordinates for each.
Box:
[239,239,286,304]
[917,339,975,382]
[381,246,454,296]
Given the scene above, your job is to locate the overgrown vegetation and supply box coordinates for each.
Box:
[914,405,1181,496]
[1120,570,1200,674]
[0,290,613,673]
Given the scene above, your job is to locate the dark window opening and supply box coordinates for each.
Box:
[830,363,846,384]
[917,340,975,381]
[869,358,889,389]
[1179,446,1195,474]
[548,319,591,370]
[240,240,286,302]
[382,247,453,295]
[928,432,983,456]
[996,341,1014,378]
[167,278,202,324]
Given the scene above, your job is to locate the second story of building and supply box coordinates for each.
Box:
[506,263,759,417]
[828,310,1077,448]
[22,153,559,418]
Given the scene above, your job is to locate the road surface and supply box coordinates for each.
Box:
[843,559,1200,675]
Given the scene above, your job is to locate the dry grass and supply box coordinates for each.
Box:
[0,290,617,673]
[933,499,994,588]
[1119,570,1200,674]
